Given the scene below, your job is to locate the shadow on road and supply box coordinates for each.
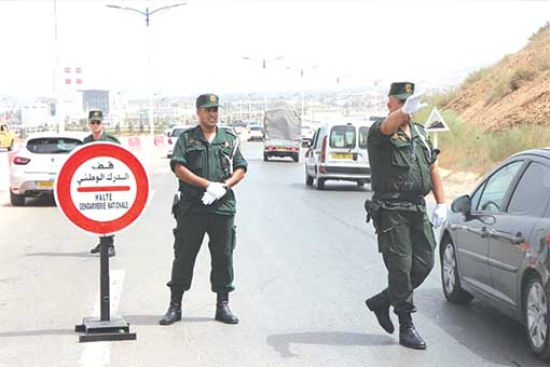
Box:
[0,328,74,338]
[289,182,370,192]
[266,331,393,358]
[124,314,211,326]
[26,252,95,258]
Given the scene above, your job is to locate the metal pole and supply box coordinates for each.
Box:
[99,236,111,321]
[53,0,63,132]
[146,11,155,136]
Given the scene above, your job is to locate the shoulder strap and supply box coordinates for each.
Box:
[412,123,431,155]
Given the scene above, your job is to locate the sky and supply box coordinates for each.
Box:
[0,0,549,101]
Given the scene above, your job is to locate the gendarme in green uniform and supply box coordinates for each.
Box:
[365,82,440,350]
[170,125,247,216]
[83,132,120,145]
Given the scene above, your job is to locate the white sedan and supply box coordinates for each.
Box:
[9,132,86,206]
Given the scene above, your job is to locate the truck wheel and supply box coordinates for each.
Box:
[10,191,25,206]
[7,140,13,151]
[263,153,268,162]
[357,180,365,187]
[293,153,299,163]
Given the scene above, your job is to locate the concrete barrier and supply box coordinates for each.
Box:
[154,135,165,147]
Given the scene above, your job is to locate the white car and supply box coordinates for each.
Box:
[10,132,87,206]
[248,126,264,141]
[166,125,193,158]
[304,120,372,190]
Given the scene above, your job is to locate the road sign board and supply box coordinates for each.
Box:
[55,142,150,235]
[425,107,450,132]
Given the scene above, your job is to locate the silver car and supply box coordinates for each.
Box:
[440,148,550,360]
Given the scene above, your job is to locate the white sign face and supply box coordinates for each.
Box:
[70,157,137,222]
[425,107,450,132]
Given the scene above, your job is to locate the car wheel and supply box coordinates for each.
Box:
[523,276,549,360]
[7,140,13,151]
[357,180,365,187]
[293,153,299,163]
[305,170,313,186]
[10,191,25,206]
[440,238,474,304]
[263,153,268,162]
[315,177,325,190]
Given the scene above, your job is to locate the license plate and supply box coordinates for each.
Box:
[331,153,353,159]
[37,181,54,189]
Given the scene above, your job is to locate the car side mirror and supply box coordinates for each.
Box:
[302,138,313,148]
[451,194,471,214]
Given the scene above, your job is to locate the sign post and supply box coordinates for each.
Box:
[55,142,150,342]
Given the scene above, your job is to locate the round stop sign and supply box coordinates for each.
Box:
[55,142,150,235]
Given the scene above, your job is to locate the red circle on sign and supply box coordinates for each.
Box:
[55,143,149,235]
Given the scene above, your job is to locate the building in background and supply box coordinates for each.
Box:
[82,90,110,116]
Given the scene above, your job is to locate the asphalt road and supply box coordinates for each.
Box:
[0,143,544,367]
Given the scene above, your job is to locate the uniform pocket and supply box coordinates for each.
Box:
[390,138,412,168]
[187,146,205,173]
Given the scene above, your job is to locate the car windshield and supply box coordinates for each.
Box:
[250,127,262,131]
[330,125,356,149]
[26,137,82,154]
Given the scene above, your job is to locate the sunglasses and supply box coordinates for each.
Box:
[202,107,218,113]
[89,120,102,125]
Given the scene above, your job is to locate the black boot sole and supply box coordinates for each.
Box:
[159,313,182,326]
[215,314,239,324]
[365,299,394,334]
[399,341,427,350]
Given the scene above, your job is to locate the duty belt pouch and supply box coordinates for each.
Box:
[364,199,382,233]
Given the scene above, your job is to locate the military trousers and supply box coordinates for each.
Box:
[167,213,236,293]
[371,208,436,314]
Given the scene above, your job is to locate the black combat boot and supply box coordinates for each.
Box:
[159,289,184,326]
[215,292,239,324]
[398,312,426,350]
[365,297,394,334]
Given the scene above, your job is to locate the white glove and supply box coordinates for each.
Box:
[206,182,227,200]
[431,203,447,228]
[201,190,217,206]
[402,94,428,115]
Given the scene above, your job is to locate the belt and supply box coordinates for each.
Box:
[373,192,426,205]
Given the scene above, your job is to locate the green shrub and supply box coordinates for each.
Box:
[463,67,491,87]
[510,67,537,90]
[484,70,512,105]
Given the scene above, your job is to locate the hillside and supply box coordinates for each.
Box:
[444,23,550,131]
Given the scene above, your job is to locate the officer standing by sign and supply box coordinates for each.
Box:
[364,82,447,350]
[84,109,121,257]
[159,94,247,326]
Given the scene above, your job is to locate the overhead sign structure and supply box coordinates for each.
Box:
[55,142,149,342]
[55,142,150,235]
[425,107,450,132]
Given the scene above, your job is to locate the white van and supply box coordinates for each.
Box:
[304,120,372,190]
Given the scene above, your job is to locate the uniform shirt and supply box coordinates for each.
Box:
[367,120,435,196]
[171,125,248,216]
[83,132,121,145]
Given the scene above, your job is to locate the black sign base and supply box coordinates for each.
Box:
[75,236,137,343]
[75,316,136,342]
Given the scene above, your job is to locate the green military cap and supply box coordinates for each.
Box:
[196,93,221,109]
[88,109,103,121]
[388,82,415,101]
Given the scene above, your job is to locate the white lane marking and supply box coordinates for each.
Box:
[79,270,125,367]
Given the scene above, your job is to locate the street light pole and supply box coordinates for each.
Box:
[246,92,256,122]
[106,2,187,136]
[286,65,317,123]
[242,56,284,114]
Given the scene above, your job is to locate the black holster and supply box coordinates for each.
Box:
[171,192,181,219]
[364,199,383,233]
